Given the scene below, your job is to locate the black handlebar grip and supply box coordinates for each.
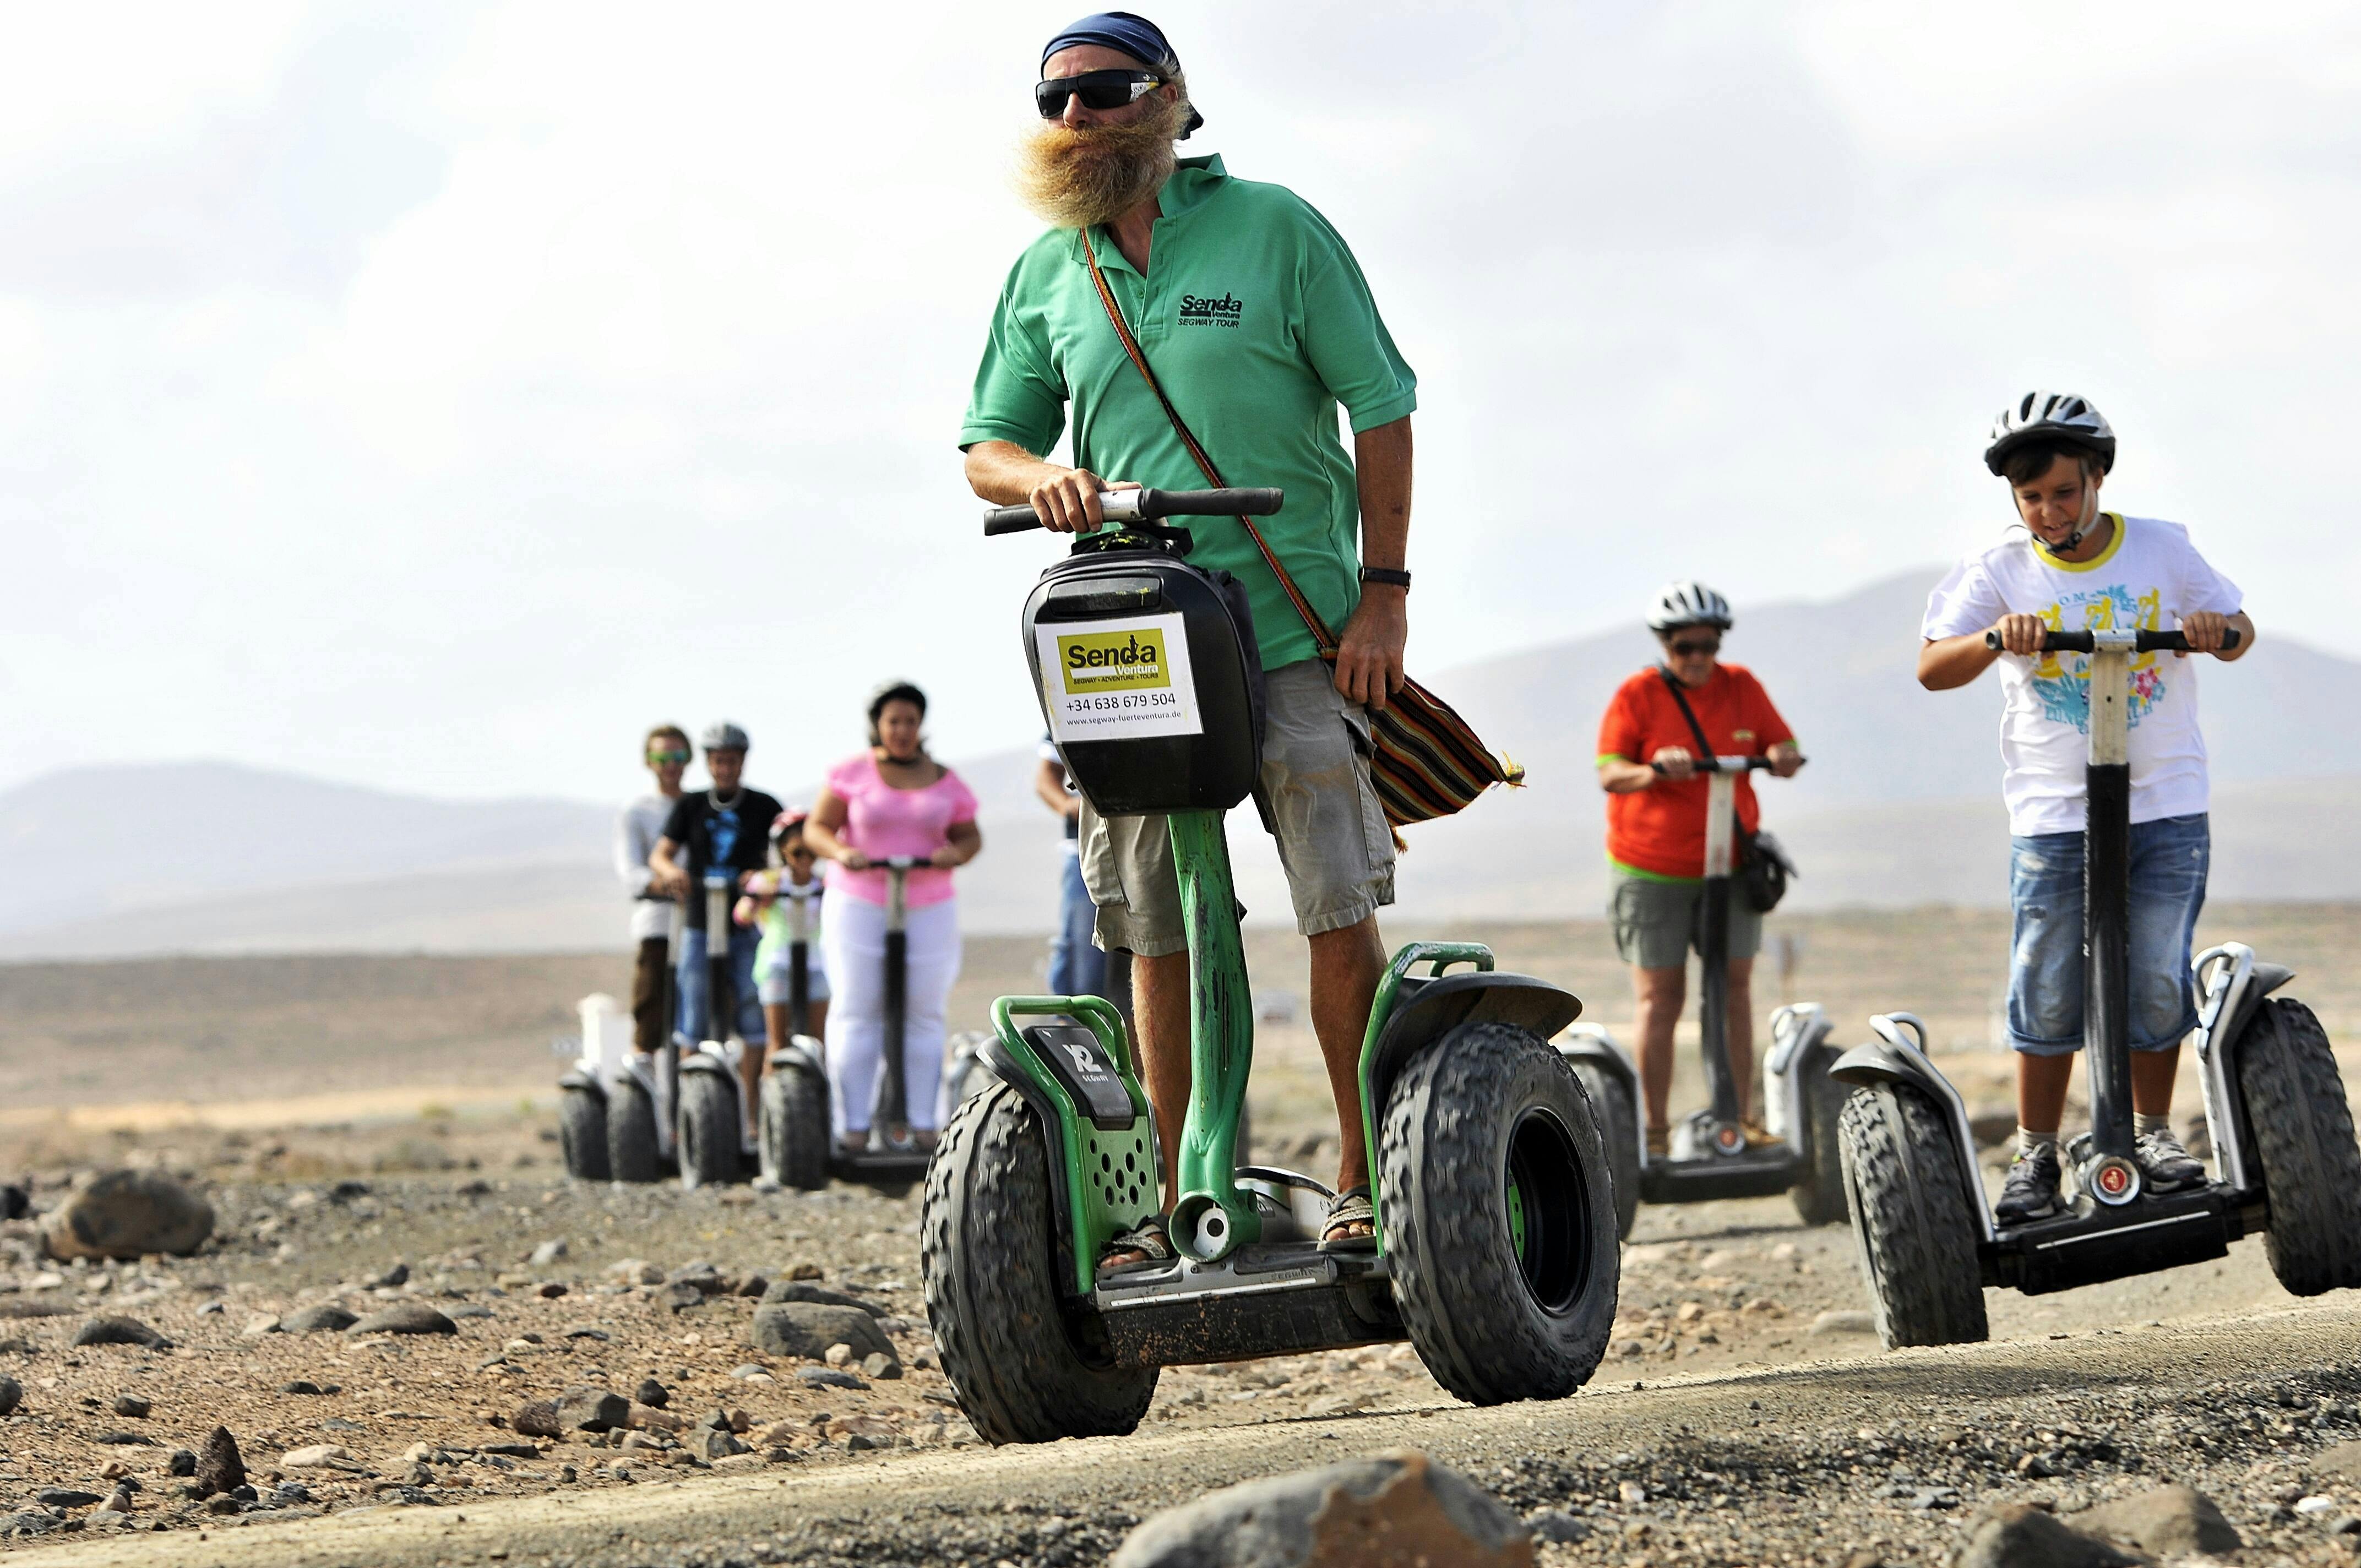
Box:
[983,505,1045,535]
[1987,627,2242,654]
[1143,487,1285,519]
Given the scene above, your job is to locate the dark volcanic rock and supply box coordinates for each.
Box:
[71,1315,171,1349]
[40,1169,214,1260]
[556,1386,630,1433]
[111,1394,151,1418]
[2072,1484,2243,1558]
[1110,1450,1531,1567]
[0,1375,19,1416]
[634,1378,670,1409]
[760,1280,886,1316]
[346,1303,455,1336]
[512,1400,563,1439]
[195,1427,248,1498]
[0,1185,25,1221]
[281,1304,358,1335]
[750,1302,897,1370]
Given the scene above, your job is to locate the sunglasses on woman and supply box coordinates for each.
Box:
[1667,636,1721,657]
[1035,69,1168,118]
[647,748,690,765]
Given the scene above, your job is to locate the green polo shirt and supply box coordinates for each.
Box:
[959,155,1418,671]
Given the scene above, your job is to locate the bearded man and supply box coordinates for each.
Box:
[960,11,1418,1272]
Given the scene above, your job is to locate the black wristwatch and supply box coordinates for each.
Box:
[1358,566,1412,590]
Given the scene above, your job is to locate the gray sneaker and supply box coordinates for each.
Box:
[1995,1143,2064,1226]
[2135,1125,2206,1192]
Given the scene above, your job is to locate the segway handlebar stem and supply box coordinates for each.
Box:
[1650,755,1781,775]
[982,487,1285,536]
[1987,627,2241,654]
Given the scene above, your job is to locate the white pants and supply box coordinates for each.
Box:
[820,890,962,1135]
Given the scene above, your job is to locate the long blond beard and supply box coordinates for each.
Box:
[1014,96,1188,229]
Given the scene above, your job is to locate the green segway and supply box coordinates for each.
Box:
[921,487,1620,1445]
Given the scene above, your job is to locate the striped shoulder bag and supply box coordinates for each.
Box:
[1078,231,1522,829]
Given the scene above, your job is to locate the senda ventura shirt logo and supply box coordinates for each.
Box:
[1178,291,1244,328]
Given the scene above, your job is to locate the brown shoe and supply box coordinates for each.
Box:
[1740,1118,1780,1150]
[1645,1126,1671,1159]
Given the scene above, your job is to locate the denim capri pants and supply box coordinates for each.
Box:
[2006,812,2209,1057]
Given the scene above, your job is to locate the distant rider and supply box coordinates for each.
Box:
[648,723,785,1134]
[803,683,982,1156]
[1035,732,1108,1001]
[1919,393,2252,1223]
[616,724,689,1061]
[961,12,1417,1265]
[1596,583,1804,1156]
[738,809,831,1055]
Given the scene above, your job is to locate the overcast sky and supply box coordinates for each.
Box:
[5,1,2355,808]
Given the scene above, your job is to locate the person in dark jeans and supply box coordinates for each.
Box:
[1035,733,1107,1000]
[648,722,785,1065]
[617,724,689,1056]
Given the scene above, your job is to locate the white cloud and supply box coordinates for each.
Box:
[3,0,2357,812]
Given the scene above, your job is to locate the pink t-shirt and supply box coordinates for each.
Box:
[821,753,979,908]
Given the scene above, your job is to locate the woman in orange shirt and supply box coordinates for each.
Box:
[1595,582,1805,1155]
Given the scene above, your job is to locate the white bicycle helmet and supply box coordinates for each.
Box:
[1646,581,1733,634]
[1984,390,2117,477]
[700,721,750,752]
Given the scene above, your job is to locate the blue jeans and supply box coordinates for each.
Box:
[2007,813,2209,1057]
[675,927,766,1048]
[1048,850,1108,999]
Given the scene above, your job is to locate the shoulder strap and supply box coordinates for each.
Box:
[1655,667,1717,760]
[1079,230,1340,652]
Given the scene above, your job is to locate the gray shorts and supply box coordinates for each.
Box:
[1608,868,1763,971]
[1079,658,1397,956]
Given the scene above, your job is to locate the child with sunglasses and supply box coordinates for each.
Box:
[1596,583,1804,1156]
[739,810,832,1058]
[615,725,690,1059]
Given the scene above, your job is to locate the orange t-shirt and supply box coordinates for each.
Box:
[1596,663,1795,880]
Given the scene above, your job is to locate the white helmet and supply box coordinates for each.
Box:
[1984,390,2117,477]
[1646,581,1733,633]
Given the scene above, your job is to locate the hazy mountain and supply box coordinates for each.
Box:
[4,569,2353,957]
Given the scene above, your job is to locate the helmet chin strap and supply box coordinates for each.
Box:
[2046,483,2100,555]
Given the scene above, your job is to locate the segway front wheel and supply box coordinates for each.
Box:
[2235,998,2361,1296]
[677,1070,741,1190]
[1571,1061,1639,1241]
[1837,1085,1987,1348]
[1381,1022,1617,1406]
[759,1064,830,1192]
[921,1082,1157,1444]
[606,1076,663,1184]
[1789,1041,1851,1227]
[558,1085,610,1182]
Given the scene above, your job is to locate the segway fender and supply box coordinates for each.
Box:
[1555,1022,1636,1082]
[2193,945,2296,1196]
[679,1051,736,1083]
[556,1069,606,1099]
[2221,962,2297,1052]
[1762,1004,1833,1146]
[766,1037,823,1076]
[1832,1015,1994,1243]
[982,997,1160,1299]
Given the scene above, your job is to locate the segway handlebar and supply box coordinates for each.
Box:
[1986,627,2242,654]
[982,486,1285,536]
[877,856,932,871]
[1650,755,1782,775]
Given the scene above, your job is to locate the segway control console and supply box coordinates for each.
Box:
[1834,626,2361,1348]
[922,489,1620,1445]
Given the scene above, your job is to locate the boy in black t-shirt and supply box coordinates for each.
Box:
[650,722,785,1057]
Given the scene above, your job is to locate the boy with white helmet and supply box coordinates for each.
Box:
[1919,392,2254,1223]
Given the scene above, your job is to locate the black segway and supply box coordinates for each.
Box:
[1559,756,1847,1239]
[677,871,753,1189]
[924,487,1618,1446]
[758,877,830,1190]
[604,893,681,1183]
[1834,625,2361,1347]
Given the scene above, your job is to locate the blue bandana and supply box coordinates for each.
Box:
[1041,11,1203,137]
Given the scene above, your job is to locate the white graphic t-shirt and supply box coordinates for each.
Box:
[1922,515,2243,837]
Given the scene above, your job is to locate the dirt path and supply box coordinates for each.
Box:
[15,1300,2361,1567]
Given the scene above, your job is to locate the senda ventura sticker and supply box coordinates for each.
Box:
[1034,612,1203,742]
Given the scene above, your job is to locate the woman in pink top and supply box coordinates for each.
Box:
[803,681,983,1153]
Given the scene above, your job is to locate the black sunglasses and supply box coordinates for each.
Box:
[1667,636,1722,657]
[1036,69,1167,118]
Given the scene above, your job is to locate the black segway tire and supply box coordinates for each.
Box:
[2235,998,2361,1297]
[677,1071,741,1190]
[1571,1063,1639,1242]
[1789,1042,1852,1227]
[558,1085,610,1182]
[1381,1022,1617,1406]
[1837,1085,1988,1348]
[921,1082,1156,1445]
[760,1065,830,1193]
[606,1076,664,1185]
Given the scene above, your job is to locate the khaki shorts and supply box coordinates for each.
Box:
[1608,868,1763,971]
[1080,659,1397,956]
